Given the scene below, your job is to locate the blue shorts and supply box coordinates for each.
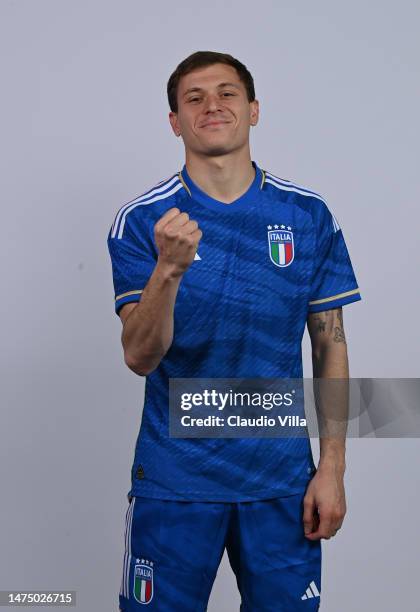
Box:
[119,492,321,611]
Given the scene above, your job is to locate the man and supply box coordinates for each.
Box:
[108,50,361,611]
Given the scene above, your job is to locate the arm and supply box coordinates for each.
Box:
[303,307,348,540]
[120,207,202,376]
[119,264,182,375]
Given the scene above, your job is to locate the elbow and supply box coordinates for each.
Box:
[123,350,165,376]
[124,352,155,376]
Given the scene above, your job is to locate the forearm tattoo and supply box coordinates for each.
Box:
[334,309,346,343]
[311,309,346,344]
[313,315,327,332]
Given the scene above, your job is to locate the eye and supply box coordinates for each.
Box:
[221,92,234,97]
[188,97,201,103]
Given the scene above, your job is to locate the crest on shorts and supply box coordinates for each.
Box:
[267,224,294,267]
[133,559,154,605]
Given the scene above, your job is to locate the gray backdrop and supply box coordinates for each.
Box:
[1,0,419,610]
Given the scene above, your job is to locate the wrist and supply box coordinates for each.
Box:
[318,453,346,475]
[155,259,185,281]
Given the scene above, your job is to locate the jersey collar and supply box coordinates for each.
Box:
[179,161,266,213]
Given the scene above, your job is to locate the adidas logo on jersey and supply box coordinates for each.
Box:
[301,580,320,600]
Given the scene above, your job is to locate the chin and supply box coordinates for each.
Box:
[201,144,236,157]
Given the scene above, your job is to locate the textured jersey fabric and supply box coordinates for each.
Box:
[107,161,361,501]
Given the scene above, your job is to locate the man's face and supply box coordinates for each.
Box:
[169,63,259,157]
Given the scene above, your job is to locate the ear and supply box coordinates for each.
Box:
[249,99,259,127]
[169,111,181,137]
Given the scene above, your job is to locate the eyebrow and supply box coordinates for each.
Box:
[182,82,241,97]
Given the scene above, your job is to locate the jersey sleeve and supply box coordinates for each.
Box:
[107,211,157,315]
[307,200,361,313]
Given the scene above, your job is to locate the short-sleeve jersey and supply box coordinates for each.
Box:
[107,161,361,502]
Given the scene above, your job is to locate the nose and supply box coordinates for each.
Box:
[203,93,222,113]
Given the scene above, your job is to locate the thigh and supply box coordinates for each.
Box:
[226,493,322,612]
[118,496,229,612]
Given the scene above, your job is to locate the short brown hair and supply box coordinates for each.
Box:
[167,51,255,113]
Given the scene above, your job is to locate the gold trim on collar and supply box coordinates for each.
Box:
[179,167,264,195]
[178,172,191,196]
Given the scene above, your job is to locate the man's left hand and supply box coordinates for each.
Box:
[302,463,346,540]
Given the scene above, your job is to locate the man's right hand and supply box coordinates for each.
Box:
[154,207,202,278]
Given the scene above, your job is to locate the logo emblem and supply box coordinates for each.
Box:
[301,580,320,600]
[133,559,154,605]
[267,224,294,267]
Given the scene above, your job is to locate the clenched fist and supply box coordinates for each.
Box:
[154,207,202,278]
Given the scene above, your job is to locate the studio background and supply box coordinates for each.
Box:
[1,1,419,610]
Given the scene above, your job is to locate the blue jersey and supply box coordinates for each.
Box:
[107,161,361,502]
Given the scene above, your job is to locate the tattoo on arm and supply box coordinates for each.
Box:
[312,310,333,334]
[333,308,346,344]
[309,308,346,343]
[314,316,326,332]
[333,325,346,343]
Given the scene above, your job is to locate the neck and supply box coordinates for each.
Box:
[184,148,255,204]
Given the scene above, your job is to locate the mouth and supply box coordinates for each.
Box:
[200,120,230,128]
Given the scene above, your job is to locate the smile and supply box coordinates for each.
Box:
[200,121,229,128]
